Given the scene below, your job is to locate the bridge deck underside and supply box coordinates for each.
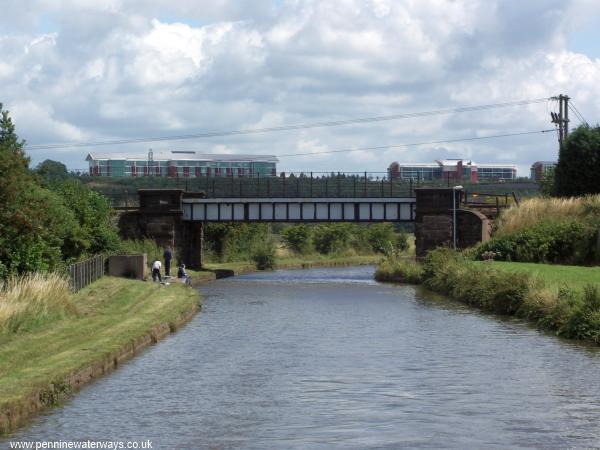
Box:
[182,198,416,222]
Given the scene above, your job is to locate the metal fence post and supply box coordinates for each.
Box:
[68,255,105,293]
[282,172,286,197]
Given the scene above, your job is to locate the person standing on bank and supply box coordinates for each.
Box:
[163,246,173,277]
[151,259,162,282]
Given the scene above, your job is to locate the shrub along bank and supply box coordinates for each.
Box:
[474,195,600,265]
[375,248,600,345]
[0,276,200,433]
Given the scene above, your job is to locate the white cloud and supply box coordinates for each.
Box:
[10,100,88,143]
[0,0,598,176]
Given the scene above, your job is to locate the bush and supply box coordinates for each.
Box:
[204,223,271,262]
[475,221,595,264]
[374,257,423,283]
[281,224,312,254]
[1,184,79,276]
[251,240,276,270]
[422,248,529,314]
[365,223,406,254]
[312,223,354,254]
[540,285,600,343]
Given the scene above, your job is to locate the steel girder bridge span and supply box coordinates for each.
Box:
[182,197,416,222]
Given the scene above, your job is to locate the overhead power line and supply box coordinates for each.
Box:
[569,102,588,125]
[277,129,556,158]
[26,98,550,151]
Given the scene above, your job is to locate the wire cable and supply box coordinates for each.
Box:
[569,102,588,125]
[26,98,551,151]
[277,129,556,158]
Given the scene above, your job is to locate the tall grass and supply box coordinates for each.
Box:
[496,195,600,236]
[0,273,75,333]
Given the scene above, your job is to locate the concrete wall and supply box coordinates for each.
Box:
[108,254,147,280]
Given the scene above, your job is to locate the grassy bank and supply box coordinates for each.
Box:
[375,249,600,345]
[0,277,199,433]
[489,261,600,289]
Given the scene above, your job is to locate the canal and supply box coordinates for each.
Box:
[5,266,600,448]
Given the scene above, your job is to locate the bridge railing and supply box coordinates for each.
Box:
[191,172,419,198]
[101,172,535,208]
[105,172,428,207]
[460,191,519,217]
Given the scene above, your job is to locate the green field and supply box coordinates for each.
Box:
[489,261,600,288]
[0,277,199,432]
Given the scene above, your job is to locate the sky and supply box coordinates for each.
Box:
[1,0,600,177]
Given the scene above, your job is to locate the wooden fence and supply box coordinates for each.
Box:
[68,255,105,292]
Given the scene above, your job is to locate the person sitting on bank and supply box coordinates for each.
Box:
[152,259,162,282]
[177,263,192,285]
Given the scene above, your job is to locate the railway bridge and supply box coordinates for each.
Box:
[117,188,496,269]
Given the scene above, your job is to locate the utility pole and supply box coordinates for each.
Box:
[550,94,570,146]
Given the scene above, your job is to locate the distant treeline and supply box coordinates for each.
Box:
[203,222,410,264]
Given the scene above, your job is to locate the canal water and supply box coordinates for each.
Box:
[4,266,600,449]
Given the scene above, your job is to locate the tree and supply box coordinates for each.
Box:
[53,179,120,257]
[0,103,31,209]
[0,104,73,276]
[36,159,70,184]
[539,166,555,197]
[554,124,600,197]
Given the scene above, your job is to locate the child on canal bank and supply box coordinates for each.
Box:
[177,263,192,286]
[151,260,162,282]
